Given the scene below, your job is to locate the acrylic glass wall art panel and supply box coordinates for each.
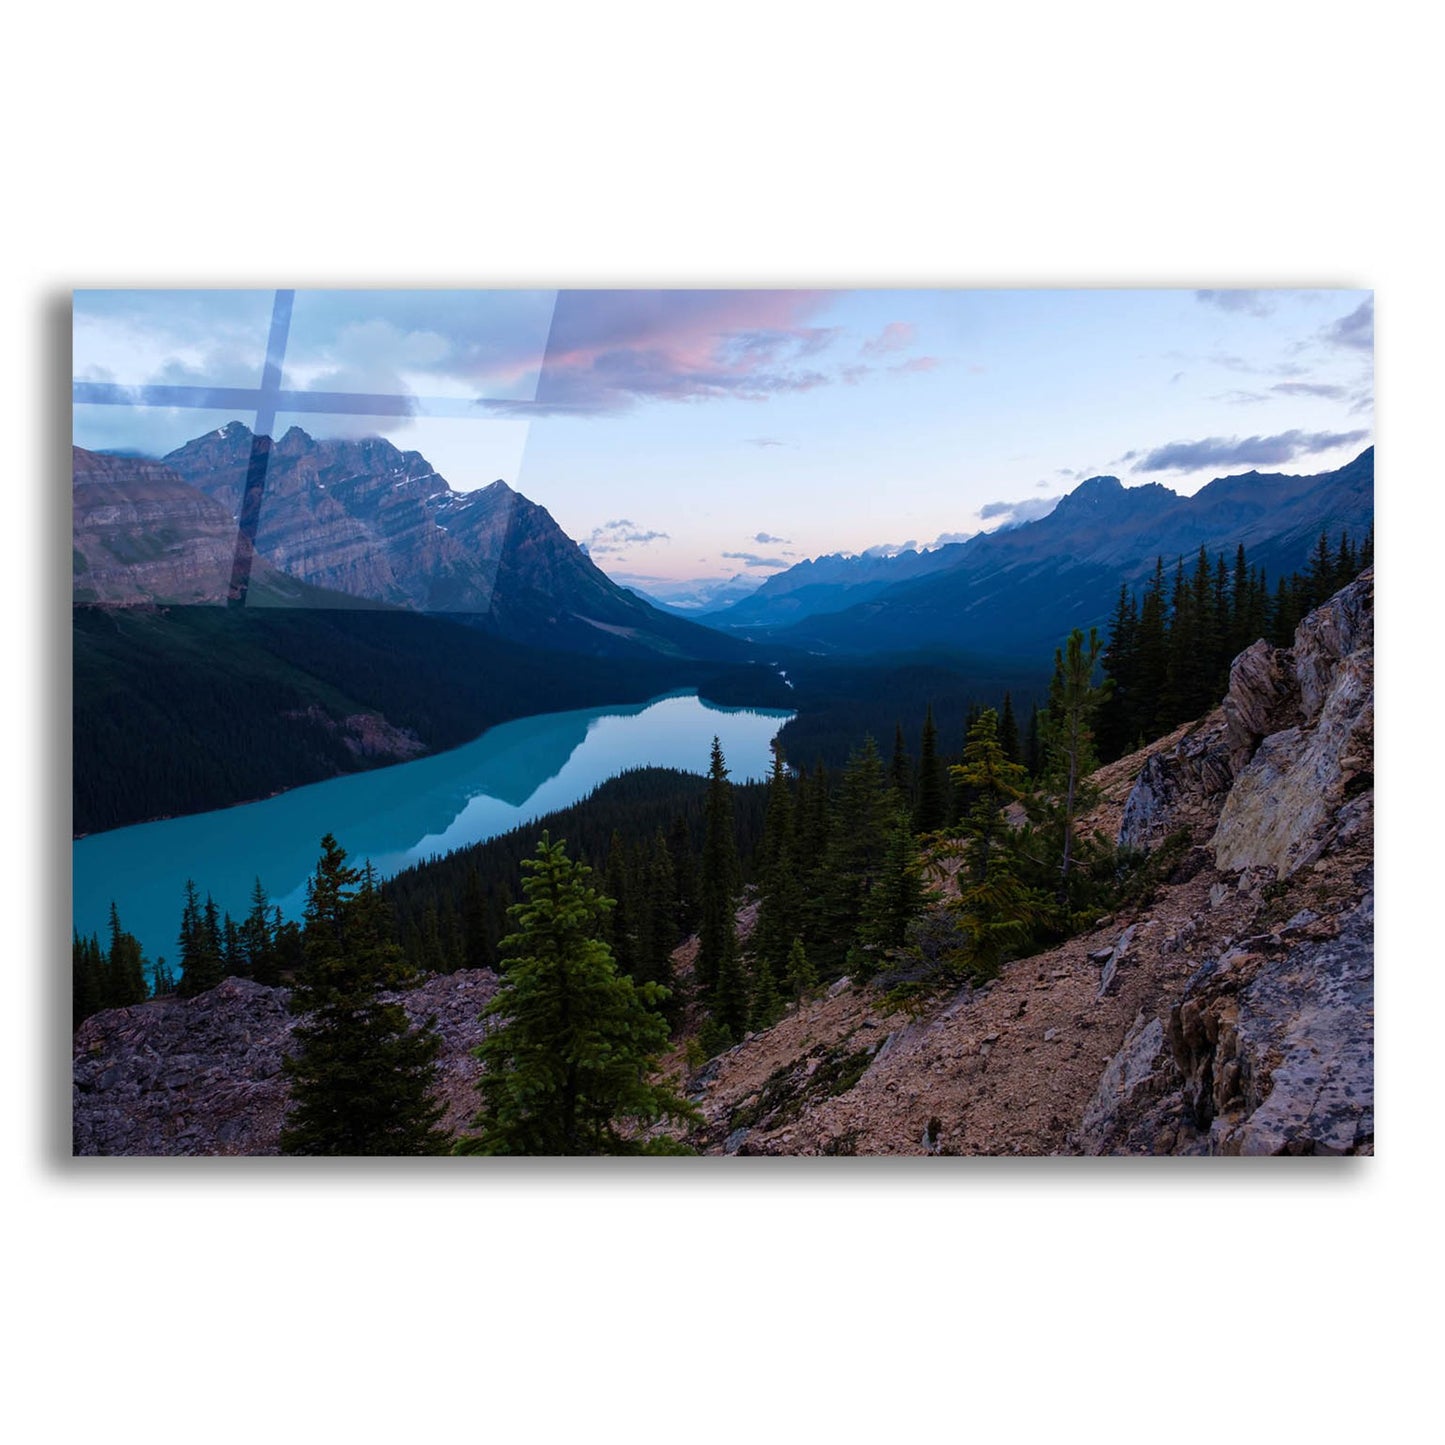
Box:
[71,288,1375,1156]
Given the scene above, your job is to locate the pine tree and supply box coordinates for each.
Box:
[637,828,678,1011]
[280,837,448,1156]
[1038,628,1107,910]
[72,930,105,1028]
[103,902,149,1009]
[751,747,801,1001]
[696,739,739,987]
[859,810,930,954]
[1024,702,1043,776]
[666,814,700,937]
[889,722,913,803]
[951,708,1031,885]
[785,936,816,996]
[241,878,278,984]
[817,735,896,972]
[997,691,1022,765]
[603,831,637,981]
[1096,584,1139,761]
[176,879,224,998]
[914,705,946,834]
[457,835,698,1155]
[461,865,491,971]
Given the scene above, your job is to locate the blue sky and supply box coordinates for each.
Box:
[73,287,1373,587]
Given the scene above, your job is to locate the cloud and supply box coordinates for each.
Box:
[1196,289,1277,317]
[839,364,872,385]
[1271,381,1349,400]
[585,518,671,555]
[890,356,942,375]
[1131,429,1371,474]
[722,550,791,569]
[475,290,848,417]
[1215,389,1272,405]
[1323,297,1373,352]
[863,540,919,558]
[929,530,976,547]
[745,436,793,448]
[752,532,791,544]
[861,322,916,357]
[977,496,1062,529]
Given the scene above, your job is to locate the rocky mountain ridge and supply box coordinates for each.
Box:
[154,423,747,661]
[771,449,1374,658]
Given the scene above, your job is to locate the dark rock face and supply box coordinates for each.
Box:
[1117,716,1235,853]
[1081,571,1374,1156]
[1213,571,1374,878]
[73,447,282,605]
[1166,889,1374,1155]
[1118,568,1374,879]
[73,971,500,1156]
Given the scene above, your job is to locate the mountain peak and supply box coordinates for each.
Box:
[1069,474,1124,499]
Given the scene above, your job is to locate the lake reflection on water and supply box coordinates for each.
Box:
[73,692,793,966]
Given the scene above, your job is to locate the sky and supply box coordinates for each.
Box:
[73,287,1373,591]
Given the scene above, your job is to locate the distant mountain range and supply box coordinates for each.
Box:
[78,428,1373,669]
[716,449,1375,659]
[696,544,968,631]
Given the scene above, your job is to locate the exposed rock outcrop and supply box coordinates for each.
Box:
[73,971,499,1156]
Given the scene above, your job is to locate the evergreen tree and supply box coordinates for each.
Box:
[1038,628,1107,910]
[1096,584,1139,761]
[751,747,801,1001]
[1024,702,1043,776]
[461,865,491,971]
[697,738,747,1038]
[281,838,448,1156]
[221,913,243,978]
[176,879,224,998]
[913,705,947,834]
[150,955,177,997]
[666,814,700,937]
[785,936,816,996]
[859,809,930,954]
[997,691,1022,765]
[103,901,150,1009]
[636,828,678,1011]
[817,735,896,972]
[241,878,278,984]
[72,930,105,1028]
[603,831,637,980]
[457,835,697,1155]
[951,708,1031,884]
[889,722,913,803]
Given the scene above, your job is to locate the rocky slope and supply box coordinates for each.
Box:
[72,572,1373,1156]
[73,971,500,1156]
[73,447,293,606]
[678,569,1374,1155]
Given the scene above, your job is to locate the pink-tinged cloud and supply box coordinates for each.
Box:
[861,321,916,357]
[479,290,845,416]
[891,356,941,375]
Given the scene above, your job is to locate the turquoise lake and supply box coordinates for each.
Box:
[73,692,793,967]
